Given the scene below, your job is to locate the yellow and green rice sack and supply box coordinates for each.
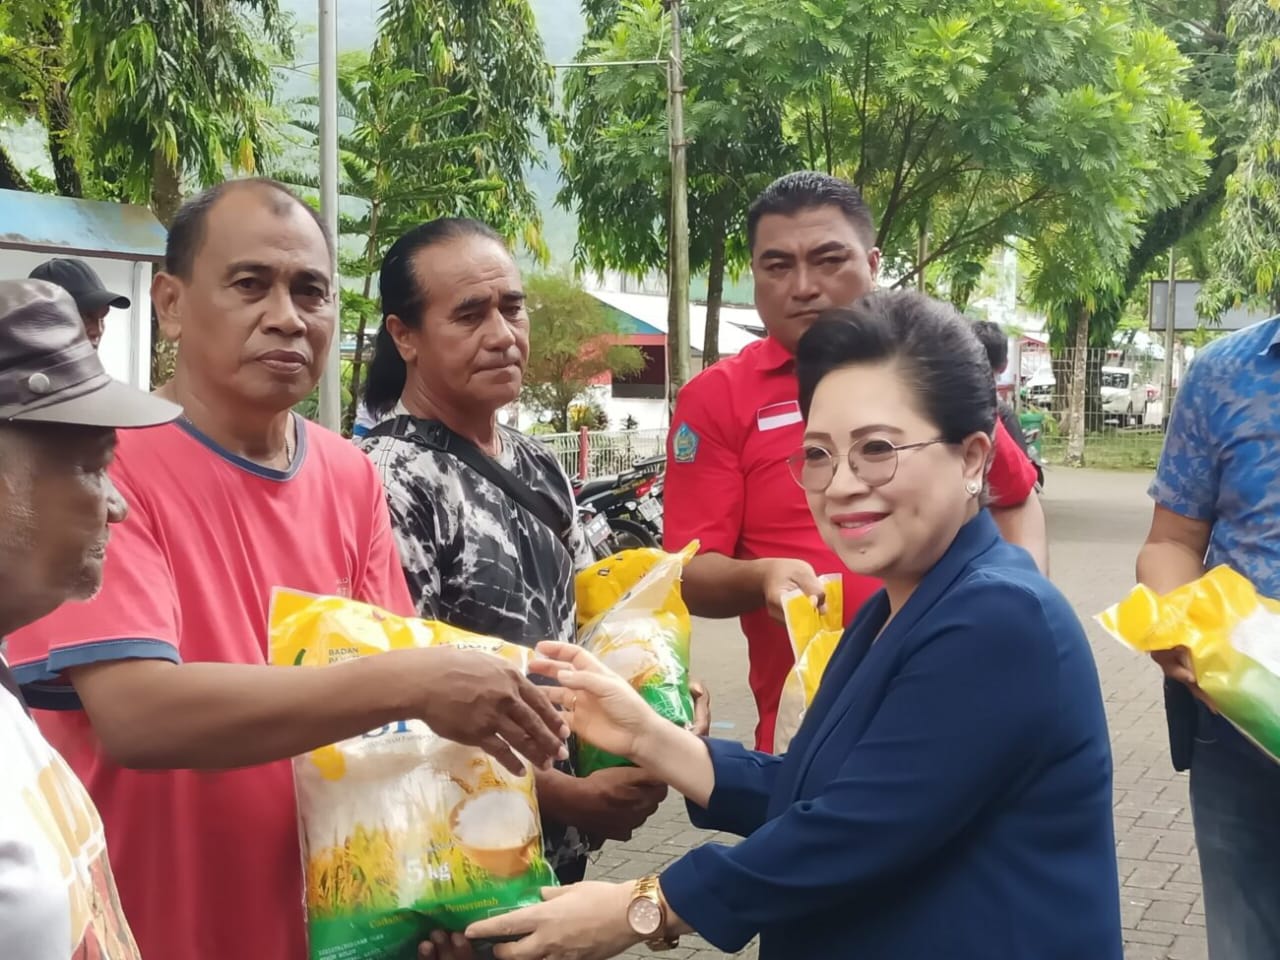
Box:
[1098,566,1280,764]
[269,589,556,960]
[573,543,697,775]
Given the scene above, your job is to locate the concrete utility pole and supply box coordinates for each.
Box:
[553,3,692,416]
[1162,246,1177,428]
[665,0,692,412]
[316,0,343,432]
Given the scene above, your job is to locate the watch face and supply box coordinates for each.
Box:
[627,897,663,937]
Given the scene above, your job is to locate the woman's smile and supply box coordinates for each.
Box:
[828,511,888,539]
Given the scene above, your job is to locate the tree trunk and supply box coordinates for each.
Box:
[1066,306,1089,467]
[39,10,82,198]
[44,84,84,197]
[150,151,184,225]
[702,227,726,367]
[1084,350,1104,432]
[916,217,929,292]
[0,146,31,191]
[149,152,184,387]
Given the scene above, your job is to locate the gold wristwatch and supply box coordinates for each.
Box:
[626,875,679,951]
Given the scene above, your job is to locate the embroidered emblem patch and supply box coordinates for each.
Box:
[673,422,700,463]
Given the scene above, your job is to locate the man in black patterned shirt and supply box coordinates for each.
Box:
[359,219,669,885]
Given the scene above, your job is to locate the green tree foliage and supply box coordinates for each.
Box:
[1201,0,1280,315]
[723,0,1206,291]
[70,0,294,223]
[279,51,503,428]
[1059,0,1242,347]
[1005,8,1209,465]
[521,273,645,431]
[375,0,555,256]
[1,1,294,384]
[563,0,1210,365]
[0,0,79,195]
[561,0,793,364]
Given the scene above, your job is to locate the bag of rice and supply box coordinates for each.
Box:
[774,576,843,753]
[573,542,698,776]
[1098,565,1280,764]
[268,589,556,960]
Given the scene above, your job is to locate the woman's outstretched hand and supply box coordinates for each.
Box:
[465,882,640,960]
[530,642,658,763]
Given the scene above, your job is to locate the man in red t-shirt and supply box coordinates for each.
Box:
[664,172,1046,752]
[6,180,568,960]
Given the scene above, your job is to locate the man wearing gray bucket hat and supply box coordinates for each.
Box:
[0,278,179,959]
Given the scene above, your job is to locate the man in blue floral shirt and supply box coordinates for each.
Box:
[1138,316,1280,960]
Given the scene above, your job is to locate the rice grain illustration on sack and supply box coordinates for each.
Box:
[268,589,556,960]
[573,542,698,776]
[775,575,843,753]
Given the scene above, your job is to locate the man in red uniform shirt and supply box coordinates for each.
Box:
[664,172,1047,751]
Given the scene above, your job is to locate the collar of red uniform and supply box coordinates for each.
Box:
[754,335,795,373]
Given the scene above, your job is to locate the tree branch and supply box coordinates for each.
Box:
[802,104,817,169]
[820,83,834,174]
[0,144,32,191]
[943,169,988,254]
[893,154,976,213]
[894,185,1056,285]
[1141,0,1228,47]
[876,107,922,247]
[899,114,946,188]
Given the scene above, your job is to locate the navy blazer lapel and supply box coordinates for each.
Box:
[789,511,1003,793]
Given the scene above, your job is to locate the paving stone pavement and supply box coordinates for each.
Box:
[588,467,1208,959]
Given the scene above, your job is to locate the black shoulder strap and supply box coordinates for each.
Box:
[0,652,30,717]
[368,415,572,540]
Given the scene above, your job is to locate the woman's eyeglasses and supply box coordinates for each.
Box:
[786,437,947,492]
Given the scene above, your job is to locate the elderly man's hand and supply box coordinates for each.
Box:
[411,647,570,775]
[564,767,667,843]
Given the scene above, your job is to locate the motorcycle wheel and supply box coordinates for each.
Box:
[606,517,659,552]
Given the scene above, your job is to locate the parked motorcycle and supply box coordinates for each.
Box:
[573,455,665,551]
[578,503,617,561]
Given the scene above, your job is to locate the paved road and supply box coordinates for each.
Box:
[592,467,1207,959]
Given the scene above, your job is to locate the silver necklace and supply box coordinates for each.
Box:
[279,415,297,468]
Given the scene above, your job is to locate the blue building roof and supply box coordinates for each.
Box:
[592,296,665,337]
[0,189,166,260]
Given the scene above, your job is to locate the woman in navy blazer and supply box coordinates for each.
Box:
[466,290,1122,960]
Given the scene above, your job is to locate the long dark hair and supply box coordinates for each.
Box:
[796,290,996,443]
[363,218,504,416]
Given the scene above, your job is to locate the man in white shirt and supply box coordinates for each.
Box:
[0,278,181,958]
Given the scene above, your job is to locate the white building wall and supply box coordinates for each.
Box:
[1,250,154,390]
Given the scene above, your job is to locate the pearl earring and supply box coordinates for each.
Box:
[965,480,981,496]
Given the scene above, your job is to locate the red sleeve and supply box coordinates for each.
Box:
[7,460,181,710]
[987,418,1037,508]
[356,461,416,618]
[663,373,745,557]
